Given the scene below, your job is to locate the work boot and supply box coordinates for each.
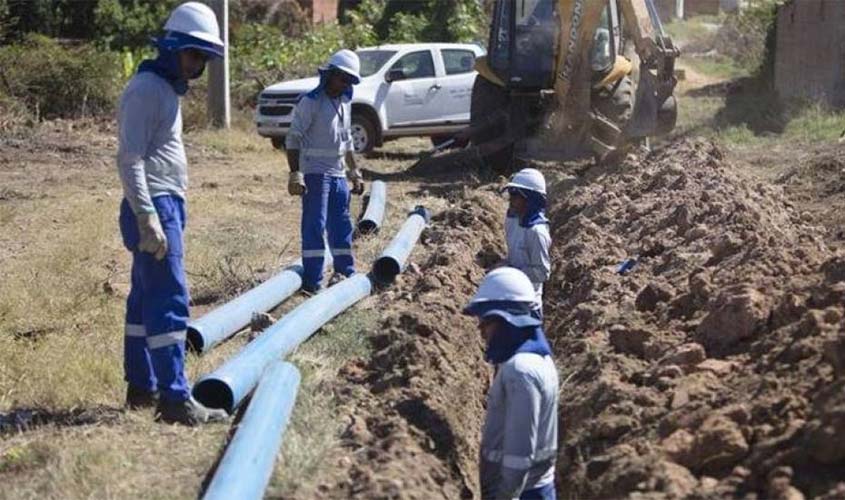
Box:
[327,273,348,286]
[155,397,229,426]
[125,385,159,410]
[301,282,322,296]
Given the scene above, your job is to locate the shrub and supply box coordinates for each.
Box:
[0,34,121,119]
[712,0,784,78]
[228,21,377,108]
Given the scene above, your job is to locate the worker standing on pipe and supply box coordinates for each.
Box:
[503,168,551,317]
[116,2,228,425]
[464,267,559,499]
[285,49,365,293]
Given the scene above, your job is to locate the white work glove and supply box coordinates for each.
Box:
[137,212,168,260]
[347,168,364,195]
[288,171,306,196]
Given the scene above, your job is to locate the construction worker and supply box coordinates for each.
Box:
[504,168,551,316]
[117,2,228,425]
[465,267,559,499]
[285,49,365,293]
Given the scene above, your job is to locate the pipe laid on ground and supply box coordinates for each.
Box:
[372,206,431,285]
[187,262,302,354]
[192,273,372,414]
[187,253,333,354]
[357,180,387,235]
[202,360,300,500]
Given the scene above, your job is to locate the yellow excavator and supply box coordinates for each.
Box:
[459,0,679,173]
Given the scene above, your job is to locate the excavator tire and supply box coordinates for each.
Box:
[470,75,514,175]
[591,76,635,164]
[594,75,635,128]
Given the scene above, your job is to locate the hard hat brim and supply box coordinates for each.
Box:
[158,31,224,59]
[320,64,361,85]
[463,305,542,328]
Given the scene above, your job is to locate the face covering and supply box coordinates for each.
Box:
[485,321,552,364]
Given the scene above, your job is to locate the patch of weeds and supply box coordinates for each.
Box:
[0,444,50,474]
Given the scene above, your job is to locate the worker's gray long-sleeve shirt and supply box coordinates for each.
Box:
[285,91,353,177]
[117,71,187,214]
[505,215,552,306]
[480,352,559,499]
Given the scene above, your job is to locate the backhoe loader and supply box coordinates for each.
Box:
[462,0,679,173]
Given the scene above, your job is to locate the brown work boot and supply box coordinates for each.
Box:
[155,397,229,426]
[125,385,159,410]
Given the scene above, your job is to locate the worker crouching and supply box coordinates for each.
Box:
[465,268,559,499]
[285,49,366,293]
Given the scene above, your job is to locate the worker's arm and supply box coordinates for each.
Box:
[285,96,316,170]
[618,0,660,63]
[523,226,552,285]
[117,86,158,215]
[497,365,542,498]
[285,97,315,195]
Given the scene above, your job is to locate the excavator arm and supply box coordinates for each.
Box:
[553,0,678,142]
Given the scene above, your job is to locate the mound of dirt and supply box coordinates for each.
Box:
[545,139,845,498]
[775,144,845,250]
[321,190,505,499]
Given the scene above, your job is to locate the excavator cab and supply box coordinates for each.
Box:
[487,0,560,89]
[462,0,679,174]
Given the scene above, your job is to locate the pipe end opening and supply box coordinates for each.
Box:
[186,327,205,354]
[357,220,378,235]
[372,257,401,286]
[192,379,235,415]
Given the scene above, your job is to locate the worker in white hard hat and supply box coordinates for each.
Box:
[465,267,559,499]
[116,2,228,425]
[285,49,365,293]
[503,168,552,316]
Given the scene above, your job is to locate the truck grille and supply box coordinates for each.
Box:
[260,92,300,102]
[259,105,293,116]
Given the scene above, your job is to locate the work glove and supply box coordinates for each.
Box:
[137,212,168,260]
[288,171,306,196]
[347,168,365,195]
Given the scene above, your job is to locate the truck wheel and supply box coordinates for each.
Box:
[271,136,286,150]
[470,75,514,175]
[351,114,376,154]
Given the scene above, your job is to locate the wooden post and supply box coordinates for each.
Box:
[208,0,230,129]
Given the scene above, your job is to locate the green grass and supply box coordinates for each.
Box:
[783,104,845,143]
[664,15,723,46]
[682,55,749,80]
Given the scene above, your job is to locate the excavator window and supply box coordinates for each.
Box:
[590,7,615,73]
[488,0,559,89]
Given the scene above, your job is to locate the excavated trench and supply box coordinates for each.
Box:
[322,138,845,499]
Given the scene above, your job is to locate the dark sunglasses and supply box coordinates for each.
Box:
[333,70,355,84]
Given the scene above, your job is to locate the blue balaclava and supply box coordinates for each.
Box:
[508,187,549,228]
[305,67,355,101]
[464,300,552,364]
[138,31,223,95]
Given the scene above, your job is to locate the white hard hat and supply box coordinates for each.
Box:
[323,49,361,84]
[161,2,224,58]
[464,267,541,327]
[505,168,546,196]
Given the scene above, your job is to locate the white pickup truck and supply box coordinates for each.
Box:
[254,43,485,153]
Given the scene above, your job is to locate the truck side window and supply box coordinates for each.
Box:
[389,51,436,80]
[442,49,477,75]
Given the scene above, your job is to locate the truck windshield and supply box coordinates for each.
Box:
[357,50,398,78]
